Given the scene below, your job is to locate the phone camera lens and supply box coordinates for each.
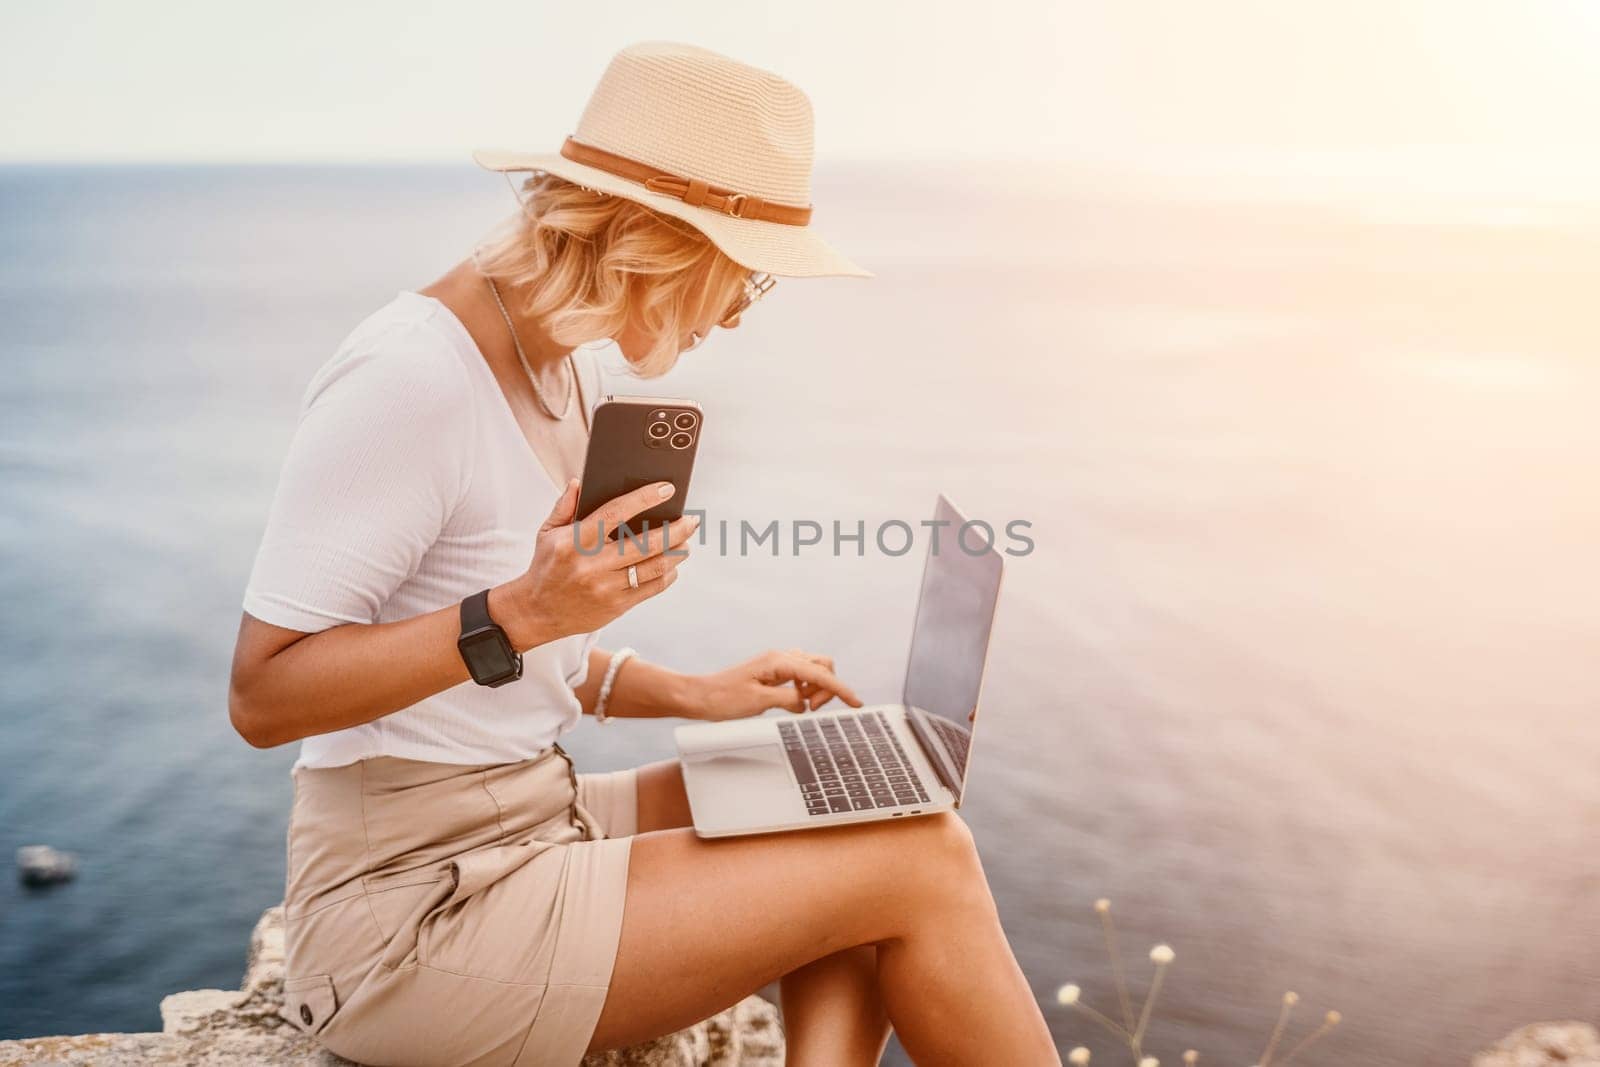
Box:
[648,421,671,440]
[669,431,693,450]
[672,411,698,431]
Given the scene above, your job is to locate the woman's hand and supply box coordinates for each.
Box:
[492,478,699,650]
[690,649,863,721]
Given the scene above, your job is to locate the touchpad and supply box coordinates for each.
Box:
[681,741,787,767]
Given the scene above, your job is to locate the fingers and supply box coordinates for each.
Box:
[627,550,688,588]
[788,648,836,674]
[802,686,835,712]
[539,478,581,533]
[628,565,680,603]
[768,684,807,714]
[762,650,863,708]
[624,548,690,601]
[787,648,812,711]
[580,482,676,549]
[785,648,836,710]
[609,512,701,567]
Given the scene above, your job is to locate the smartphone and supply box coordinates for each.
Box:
[576,396,703,537]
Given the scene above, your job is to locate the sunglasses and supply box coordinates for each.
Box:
[690,271,776,350]
[717,271,776,330]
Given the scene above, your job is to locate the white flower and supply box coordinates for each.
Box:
[1068,1048,1091,1066]
[1149,943,1175,965]
[1094,898,1111,914]
[1283,991,1299,1005]
[1056,983,1081,1005]
[1139,1058,1159,1067]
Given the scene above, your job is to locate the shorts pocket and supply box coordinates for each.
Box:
[418,844,566,985]
[281,973,338,1036]
[374,873,456,972]
[364,870,451,944]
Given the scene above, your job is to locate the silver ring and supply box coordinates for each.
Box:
[627,564,639,590]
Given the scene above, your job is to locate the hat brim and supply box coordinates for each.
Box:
[472,148,872,279]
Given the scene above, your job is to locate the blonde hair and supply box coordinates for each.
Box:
[473,173,753,377]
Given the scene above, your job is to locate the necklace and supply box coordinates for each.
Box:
[484,274,577,422]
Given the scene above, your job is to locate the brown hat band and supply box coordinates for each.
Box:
[559,137,814,226]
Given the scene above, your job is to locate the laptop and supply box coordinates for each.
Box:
[674,494,1004,837]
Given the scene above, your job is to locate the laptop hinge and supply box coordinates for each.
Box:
[904,707,963,802]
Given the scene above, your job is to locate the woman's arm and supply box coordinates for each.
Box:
[229,479,696,748]
[230,583,524,749]
[571,649,695,720]
[572,646,863,723]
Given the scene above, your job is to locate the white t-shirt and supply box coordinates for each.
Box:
[243,290,603,769]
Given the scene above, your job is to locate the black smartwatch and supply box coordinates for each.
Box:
[457,589,523,687]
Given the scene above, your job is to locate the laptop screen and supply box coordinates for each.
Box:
[901,495,1004,798]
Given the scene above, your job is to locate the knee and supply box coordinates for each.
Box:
[910,811,983,876]
[927,809,976,847]
[845,813,989,933]
[888,812,992,918]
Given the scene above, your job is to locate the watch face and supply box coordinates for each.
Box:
[460,628,516,681]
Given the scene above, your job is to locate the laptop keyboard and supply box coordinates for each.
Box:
[926,714,971,773]
[778,710,930,817]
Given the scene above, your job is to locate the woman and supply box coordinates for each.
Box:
[229,41,1058,1067]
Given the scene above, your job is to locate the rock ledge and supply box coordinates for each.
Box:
[0,907,783,1066]
[1472,1021,1600,1067]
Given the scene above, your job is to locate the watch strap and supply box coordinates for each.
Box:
[461,588,495,635]
[458,589,522,687]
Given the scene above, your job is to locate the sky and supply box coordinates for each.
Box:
[3,0,1600,199]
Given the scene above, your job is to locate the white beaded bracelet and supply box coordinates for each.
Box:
[594,647,637,726]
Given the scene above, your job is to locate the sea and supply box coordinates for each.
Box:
[1,162,1597,1065]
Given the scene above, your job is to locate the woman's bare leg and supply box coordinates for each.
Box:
[633,760,893,1064]
[780,946,892,1067]
[587,803,1057,1066]
[633,758,693,833]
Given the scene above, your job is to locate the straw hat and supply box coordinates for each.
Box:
[472,41,870,279]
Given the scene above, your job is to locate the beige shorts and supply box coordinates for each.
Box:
[278,745,637,1066]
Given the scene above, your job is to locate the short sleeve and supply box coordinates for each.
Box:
[564,630,603,687]
[242,324,474,632]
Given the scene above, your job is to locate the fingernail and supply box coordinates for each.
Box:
[657,483,675,498]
